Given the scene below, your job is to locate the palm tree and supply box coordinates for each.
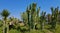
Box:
[1,9,10,33]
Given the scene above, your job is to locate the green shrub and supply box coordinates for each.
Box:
[36,24,41,29]
[9,29,21,33]
[44,25,51,29]
[30,29,43,33]
[0,26,3,33]
[0,28,2,33]
[55,24,60,33]
[0,21,3,27]
[24,29,43,33]
[20,26,29,32]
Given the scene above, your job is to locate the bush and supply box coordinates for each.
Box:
[55,24,60,33]
[20,26,29,33]
[36,24,41,29]
[0,21,3,27]
[25,29,43,33]
[44,25,51,29]
[9,29,21,33]
[0,27,2,33]
[0,25,3,33]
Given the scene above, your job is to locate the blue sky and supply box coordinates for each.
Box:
[0,0,60,20]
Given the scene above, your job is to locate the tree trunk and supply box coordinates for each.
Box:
[7,22,9,33]
[42,22,44,30]
[41,22,44,30]
[3,21,5,33]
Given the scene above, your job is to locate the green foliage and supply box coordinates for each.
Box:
[55,24,60,33]
[0,21,3,33]
[36,24,41,29]
[1,9,10,33]
[24,29,43,33]
[20,26,29,31]
[9,29,21,33]
[0,21,3,27]
[1,9,10,18]
[0,3,60,33]
[21,12,28,24]
[0,27,3,33]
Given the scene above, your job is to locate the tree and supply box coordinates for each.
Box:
[31,3,37,29]
[1,9,10,33]
[47,14,51,24]
[36,7,40,24]
[21,3,40,30]
[58,11,60,23]
[35,7,40,29]
[51,7,59,29]
[21,12,28,25]
[40,11,46,30]
[26,6,31,31]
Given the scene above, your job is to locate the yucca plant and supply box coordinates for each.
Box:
[1,9,10,33]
